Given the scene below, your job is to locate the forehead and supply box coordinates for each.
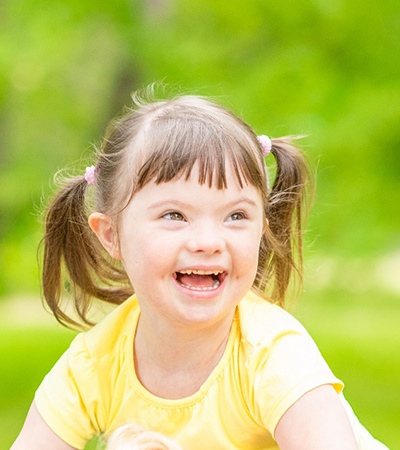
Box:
[128,159,264,211]
[106,97,268,216]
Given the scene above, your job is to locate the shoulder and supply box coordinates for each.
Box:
[236,290,337,374]
[34,296,140,447]
[238,290,307,346]
[236,291,342,434]
[81,295,139,355]
[38,295,139,396]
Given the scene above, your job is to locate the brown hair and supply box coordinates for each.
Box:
[41,88,311,328]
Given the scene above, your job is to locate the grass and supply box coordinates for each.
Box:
[1,279,399,449]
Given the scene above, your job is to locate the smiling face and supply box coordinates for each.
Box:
[88,95,270,331]
[110,161,265,330]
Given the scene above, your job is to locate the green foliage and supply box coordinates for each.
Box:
[1,3,399,445]
[0,0,399,294]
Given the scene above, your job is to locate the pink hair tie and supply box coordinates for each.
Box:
[84,165,96,185]
[257,135,272,156]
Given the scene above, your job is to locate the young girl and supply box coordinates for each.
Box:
[12,90,389,449]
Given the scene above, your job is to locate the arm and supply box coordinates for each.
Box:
[11,402,76,450]
[275,384,358,450]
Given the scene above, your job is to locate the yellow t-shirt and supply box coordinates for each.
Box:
[34,291,385,449]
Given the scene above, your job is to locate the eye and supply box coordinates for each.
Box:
[226,211,246,221]
[162,212,185,221]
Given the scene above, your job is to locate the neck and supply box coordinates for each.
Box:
[136,311,234,368]
[133,311,235,398]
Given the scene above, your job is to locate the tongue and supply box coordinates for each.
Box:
[179,273,215,288]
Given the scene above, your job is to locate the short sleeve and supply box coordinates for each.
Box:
[34,333,105,449]
[254,326,343,435]
[238,295,343,438]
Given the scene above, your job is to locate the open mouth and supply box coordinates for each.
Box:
[174,269,226,291]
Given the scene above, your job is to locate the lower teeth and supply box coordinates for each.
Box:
[181,279,220,291]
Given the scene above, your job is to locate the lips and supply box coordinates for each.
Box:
[174,269,226,291]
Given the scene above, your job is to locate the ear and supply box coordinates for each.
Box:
[88,213,121,259]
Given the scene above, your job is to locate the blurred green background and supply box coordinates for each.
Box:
[0,0,399,448]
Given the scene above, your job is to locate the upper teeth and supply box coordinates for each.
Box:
[179,269,222,275]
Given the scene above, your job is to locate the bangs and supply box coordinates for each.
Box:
[133,112,266,193]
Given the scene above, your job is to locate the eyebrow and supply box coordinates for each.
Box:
[148,197,260,211]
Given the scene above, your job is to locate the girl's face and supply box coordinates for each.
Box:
[102,161,265,330]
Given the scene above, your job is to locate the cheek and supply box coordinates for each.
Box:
[121,237,171,281]
[235,234,262,273]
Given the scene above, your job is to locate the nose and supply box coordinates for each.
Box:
[186,221,226,255]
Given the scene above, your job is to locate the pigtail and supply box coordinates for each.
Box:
[257,137,312,306]
[39,92,312,327]
[41,175,132,329]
